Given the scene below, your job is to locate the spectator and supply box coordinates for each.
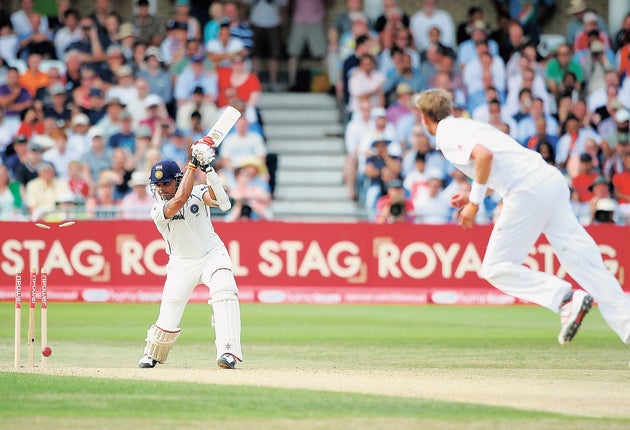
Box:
[375,179,414,224]
[137,46,173,106]
[53,7,81,61]
[457,20,500,71]
[18,52,48,98]
[121,170,153,219]
[336,14,374,78]
[172,0,200,42]
[203,1,224,44]
[246,0,287,92]
[555,114,601,170]
[223,1,254,57]
[66,113,91,157]
[225,160,273,221]
[0,66,32,129]
[546,43,583,99]
[80,127,113,189]
[413,169,451,224]
[565,0,608,46]
[383,50,425,102]
[585,175,621,225]
[0,20,19,66]
[0,109,16,157]
[138,94,172,134]
[363,138,402,212]
[117,23,138,63]
[612,148,630,223]
[108,110,135,153]
[385,82,414,126]
[378,27,419,77]
[85,169,120,219]
[572,153,599,208]
[581,40,614,101]
[132,0,163,46]
[402,148,429,197]
[573,11,611,53]
[15,105,43,139]
[409,0,455,53]
[160,128,188,168]
[515,96,559,145]
[10,0,49,47]
[0,164,18,220]
[160,19,188,67]
[206,21,247,70]
[374,0,409,34]
[523,115,559,151]
[66,159,89,200]
[25,161,70,220]
[456,6,484,45]
[66,16,105,63]
[216,116,266,178]
[344,99,373,201]
[174,53,218,107]
[347,53,385,115]
[462,45,506,111]
[99,11,123,52]
[176,85,217,133]
[486,98,518,139]
[602,109,630,180]
[96,96,126,141]
[109,147,134,200]
[81,87,107,125]
[286,0,329,91]
[491,0,556,46]
[42,127,78,180]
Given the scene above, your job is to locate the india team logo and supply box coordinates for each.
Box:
[190,204,199,214]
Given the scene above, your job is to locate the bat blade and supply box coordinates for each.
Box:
[206,106,241,147]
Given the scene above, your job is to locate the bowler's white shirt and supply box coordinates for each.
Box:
[151,185,223,259]
[435,117,556,197]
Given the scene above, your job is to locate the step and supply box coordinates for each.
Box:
[265,124,345,140]
[279,154,345,170]
[276,169,343,186]
[259,93,338,110]
[271,200,359,215]
[274,185,348,200]
[261,109,340,124]
[267,138,345,154]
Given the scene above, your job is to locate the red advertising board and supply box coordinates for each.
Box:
[0,221,627,304]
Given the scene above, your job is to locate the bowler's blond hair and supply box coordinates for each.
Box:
[415,89,453,123]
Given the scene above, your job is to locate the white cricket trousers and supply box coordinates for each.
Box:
[481,168,630,344]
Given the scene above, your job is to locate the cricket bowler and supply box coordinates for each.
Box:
[416,89,630,364]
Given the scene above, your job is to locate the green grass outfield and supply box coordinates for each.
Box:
[1,303,629,429]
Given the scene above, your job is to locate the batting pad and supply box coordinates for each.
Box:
[210,270,242,360]
[144,325,181,364]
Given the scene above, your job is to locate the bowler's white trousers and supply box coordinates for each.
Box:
[481,168,630,344]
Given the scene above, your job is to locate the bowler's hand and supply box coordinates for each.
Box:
[457,203,478,229]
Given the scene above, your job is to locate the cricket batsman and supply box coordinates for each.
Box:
[138,138,242,369]
[416,89,630,365]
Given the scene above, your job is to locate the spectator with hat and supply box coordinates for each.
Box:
[81,87,107,125]
[66,113,91,157]
[137,46,172,107]
[412,169,451,224]
[174,52,218,107]
[566,0,608,46]
[108,110,136,153]
[121,170,153,219]
[107,65,138,106]
[456,19,499,71]
[385,82,414,126]
[573,10,612,53]
[132,0,163,46]
[363,137,402,212]
[172,0,200,42]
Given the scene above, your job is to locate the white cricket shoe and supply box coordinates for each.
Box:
[138,355,157,368]
[217,353,237,369]
[558,290,593,345]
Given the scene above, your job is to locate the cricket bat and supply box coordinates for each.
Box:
[206,106,241,147]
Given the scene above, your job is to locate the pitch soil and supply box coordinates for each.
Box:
[15,366,630,419]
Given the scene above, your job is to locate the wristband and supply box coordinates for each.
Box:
[466,202,479,214]
[187,162,197,170]
[469,181,488,205]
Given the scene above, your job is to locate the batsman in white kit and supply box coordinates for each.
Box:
[416,89,630,361]
[138,126,242,369]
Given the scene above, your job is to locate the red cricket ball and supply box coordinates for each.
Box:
[42,346,52,357]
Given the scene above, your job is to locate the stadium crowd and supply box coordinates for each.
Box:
[0,0,629,226]
[336,0,630,226]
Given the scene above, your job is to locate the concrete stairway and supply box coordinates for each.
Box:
[258,92,364,222]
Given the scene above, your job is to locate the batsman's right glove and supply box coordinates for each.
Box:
[191,143,216,170]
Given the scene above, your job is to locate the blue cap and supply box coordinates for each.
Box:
[150,160,182,184]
